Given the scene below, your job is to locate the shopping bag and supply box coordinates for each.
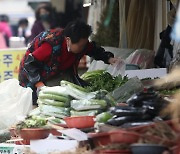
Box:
[0,79,32,130]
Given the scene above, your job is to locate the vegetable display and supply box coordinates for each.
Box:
[60,80,116,117]
[28,80,117,125]
[105,90,169,127]
[16,116,48,130]
[81,70,128,92]
[30,85,72,124]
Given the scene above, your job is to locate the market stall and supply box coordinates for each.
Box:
[0,65,180,154]
[0,0,180,153]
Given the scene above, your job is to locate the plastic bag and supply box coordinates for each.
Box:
[87,58,125,77]
[107,58,126,77]
[126,49,155,69]
[0,79,32,130]
[87,60,109,72]
[111,77,144,103]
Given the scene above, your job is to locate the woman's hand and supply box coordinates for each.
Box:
[35,81,45,96]
[108,57,119,65]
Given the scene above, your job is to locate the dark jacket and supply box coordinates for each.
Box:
[30,19,56,42]
[30,20,45,41]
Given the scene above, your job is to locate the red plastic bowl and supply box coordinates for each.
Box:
[64,116,95,129]
[109,130,140,144]
[19,128,50,140]
[88,132,111,147]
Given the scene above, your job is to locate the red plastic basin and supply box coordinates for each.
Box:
[19,128,50,140]
[88,132,111,147]
[64,116,95,129]
[109,130,140,144]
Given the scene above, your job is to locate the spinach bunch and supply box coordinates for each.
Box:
[85,71,128,92]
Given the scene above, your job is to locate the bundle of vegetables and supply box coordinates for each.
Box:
[71,99,107,110]
[61,80,115,105]
[60,80,96,100]
[30,80,118,123]
[39,86,71,105]
[30,86,72,125]
[81,70,128,92]
[70,99,109,116]
[15,116,48,130]
[60,80,116,117]
[38,103,70,118]
[29,107,68,125]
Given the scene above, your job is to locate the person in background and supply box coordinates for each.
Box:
[154,0,177,68]
[0,14,12,47]
[30,3,57,42]
[0,32,7,49]
[18,18,31,46]
[18,20,119,105]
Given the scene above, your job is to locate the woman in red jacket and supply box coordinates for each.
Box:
[18,20,118,105]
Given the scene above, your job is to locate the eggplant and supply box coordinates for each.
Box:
[106,116,132,126]
[120,121,154,128]
[126,91,158,107]
[109,106,146,117]
[142,97,169,117]
[106,114,152,126]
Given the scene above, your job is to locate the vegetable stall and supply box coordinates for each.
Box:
[1,68,180,154]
